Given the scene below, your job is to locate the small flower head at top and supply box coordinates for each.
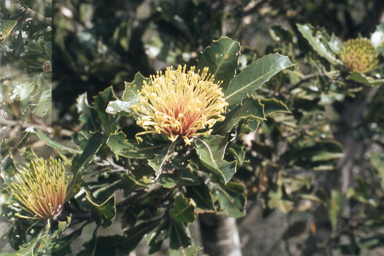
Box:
[339,38,378,74]
[131,65,227,145]
[11,157,69,220]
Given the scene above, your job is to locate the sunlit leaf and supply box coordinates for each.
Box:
[149,141,176,179]
[328,189,343,231]
[197,37,240,88]
[347,71,384,86]
[216,182,246,218]
[371,20,384,54]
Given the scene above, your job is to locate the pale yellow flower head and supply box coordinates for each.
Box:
[11,157,69,220]
[131,65,227,145]
[339,38,378,74]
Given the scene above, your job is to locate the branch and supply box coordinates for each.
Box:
[13,3,52,26]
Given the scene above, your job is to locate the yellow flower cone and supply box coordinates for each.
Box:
[131,65,227,145]
[11,158,69,220]
[339,38,378,74]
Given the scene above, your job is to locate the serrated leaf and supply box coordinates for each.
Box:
[169,195,196,223]
[223,54,293,107]
[107,132,169,159]
[216,182,246,218]
[169,221,192,252]
[260,98,290,117]
[106,72,149,116]
[212,96,265,135]
[297,23,342,65]
[328,189,343,231]
[26,127,82,154]
[148,141,176,179]
[121,173,149,196]
[32,89,51,117]
[194,135,237,183]
[10,76,43,102]
[328,33,343,54]
[94,86,117,131]
[0,20,17,42]
[371,20,384,54]
[185,183,215,212]
[347,71,384,86]
[227,144,246,165]
[158,166,200,188]
[86,192,116,228]
[197,37,240,88]
[66,132,108,200]
[77,93,100,133]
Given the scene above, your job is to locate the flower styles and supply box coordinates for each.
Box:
[11,157,69,220]
[339,38,378,74]
[131,65,227,145]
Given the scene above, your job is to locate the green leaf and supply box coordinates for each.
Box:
[269,24,294,43]
[86,192,116,228]
[197,37,240,88]
[260,98,290,117]
[77,93,100,133]
[169,221,192,251]
[149,141,176,179]
[158,166,200,188]
[216,182,246,218]
[51,223,86,256]
[26,127,82,154]
[121,172,150,196]
[169,195,196,223]
[32,89,51,117]
[227,144,246,165]
[212,96,265,135]
[328,189,343,231]
[93,86,117,131]
[66,132,108,200]
[106,72,149,116]
[223,54,293,107]
[371,20,384,54]
[107,132,169,159]
[10,76,43,102]
[0,20,17,42]
[44,42,52,60]
[169,246,202,256]
[347,71,384,86]
[185,183,215,212]
[194,135,237,183]
[297,24,342,65]
[328,33,343,54]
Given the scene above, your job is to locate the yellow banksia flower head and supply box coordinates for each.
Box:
[339,38,378,74]
[11,157,69,220]
[131,65,227,145]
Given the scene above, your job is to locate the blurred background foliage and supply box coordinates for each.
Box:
[1,0,384,255]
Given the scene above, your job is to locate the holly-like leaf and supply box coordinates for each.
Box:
[121,172,150,196]
[197,37,240,88]
[0,20,17,42]
[185,183,215,212]
[347,71,384,86]
[169,195,196,223]
[66,132,108,200]
[94,86,117,131]
[212,96,265,135]
[32,89,51,117]
[9,76,43,102]
[106,72,149,116]
[26,127,82,154]
[149,141,176,179]
[297,24,342,65]
[194,135,237,183]
[227,144,246,165]
[158,166,200,188]
[215,182,246,218]
[223,54,293,107]
[260,98,290,117]
[169,221,192,252]
[86,192,116,228]
[77,93,100,133]
[107,132,169,159]
[371,20,384,54]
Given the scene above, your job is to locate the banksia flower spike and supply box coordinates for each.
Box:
[11,157,69,220]
[131,65,227,145]
[339,38,378,74]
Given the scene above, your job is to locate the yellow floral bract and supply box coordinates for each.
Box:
[131,65,227,145]
[11,157,69,220]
